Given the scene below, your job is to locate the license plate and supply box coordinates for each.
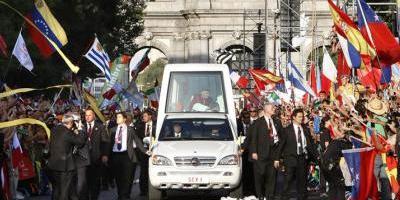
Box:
[188,177,205,183]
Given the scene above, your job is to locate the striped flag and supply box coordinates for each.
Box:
[84,37,111,81]
[214,49,236,64]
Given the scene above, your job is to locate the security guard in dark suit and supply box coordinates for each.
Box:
[280,108,316,200]
[75,108,109,200]
[107,111,148,200]
[250,103,283,200]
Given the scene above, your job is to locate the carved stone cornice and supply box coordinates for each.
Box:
[173,30,211,41]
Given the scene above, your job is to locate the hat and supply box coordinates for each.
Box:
[366,98,388,116]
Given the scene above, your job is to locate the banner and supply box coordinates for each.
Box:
[15,151,36,180]
[0,84,71,99]
[0,118,50,139]
[98,55,130,105]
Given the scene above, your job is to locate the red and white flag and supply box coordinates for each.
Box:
[321,48,337,93]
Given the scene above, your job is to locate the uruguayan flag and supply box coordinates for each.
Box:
[287,61,316,97]
[84,37,111,81]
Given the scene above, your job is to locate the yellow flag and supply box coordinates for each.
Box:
[0,118,51,139]
[0,84,71,99]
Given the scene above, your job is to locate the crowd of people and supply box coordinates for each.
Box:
[0,93,158,200]
[0,78,399,200]
[237,79,400,200]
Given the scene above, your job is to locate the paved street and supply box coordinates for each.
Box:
[28,167,325,200]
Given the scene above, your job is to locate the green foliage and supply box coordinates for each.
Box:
[136,58,166,91]
[0,0,145,88]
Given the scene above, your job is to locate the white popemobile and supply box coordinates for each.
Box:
[146,64,242,200]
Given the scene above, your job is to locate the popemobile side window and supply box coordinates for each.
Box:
[166,72,226,113]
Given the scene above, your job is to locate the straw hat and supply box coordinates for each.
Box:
[366,98,388,116]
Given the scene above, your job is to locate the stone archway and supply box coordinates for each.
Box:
[135,36,170,60]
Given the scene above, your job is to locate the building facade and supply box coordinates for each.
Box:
[136,0,335,75]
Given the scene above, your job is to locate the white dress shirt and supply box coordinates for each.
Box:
[113,124,128,152]
[265,116,278,143]
[293,123,307,155]
[174,132,181,138]
[145,121,153,137]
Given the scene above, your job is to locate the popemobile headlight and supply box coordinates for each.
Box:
[152,155,173,166]
[218,155,239,165]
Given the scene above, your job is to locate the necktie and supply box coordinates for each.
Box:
[117,126,122,150]
[146,124,150,137]
[87,123,93,140]
[297,126,303,155]
[244,124,248,136]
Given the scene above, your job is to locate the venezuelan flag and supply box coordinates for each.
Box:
[26,0,68,58]
[328,0,376,69]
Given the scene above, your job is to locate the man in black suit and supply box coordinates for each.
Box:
[75,108,109,200]
[48,113,86,200]
[250,103,283,200]
[108,111,148,200]
[280,108,313,200]
[238,110,255,196]
[136,109,156,196]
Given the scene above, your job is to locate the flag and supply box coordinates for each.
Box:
[328,0,376,69]
[336,50,351,85]
[249,69,284,84]
[349,136,370,148]
[84,37,111,81]
[321,48,337,94]
[357,65,381,92]
[229,71,249,88]
[342,147,378,200]
[129,48,150,81]
[249,69,283,95]
[382,153,399,194]
[99,55,131,105]
[144,81,161,108]
[102,83,123,100]
[309,62,317,94]
[337,34,362,69]
[369,128,391,153]
[0,34,8,57]
[287,61,316,97]
[26,0,68,58]
[123,81,144,109]
[214,49,234,64]
[242,92,261,107]
[12,32,34,71]
[11,132,24,169]
[392,63,400,81]
[357,0,400,66]
[380,66,392,84]
[267,92,280,104]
